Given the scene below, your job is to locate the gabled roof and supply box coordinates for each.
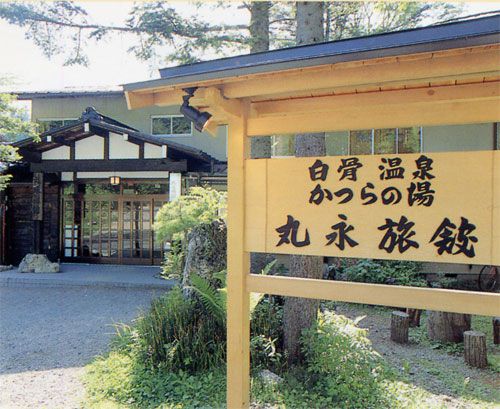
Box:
[14,107,217,164]
[124,14,500,92]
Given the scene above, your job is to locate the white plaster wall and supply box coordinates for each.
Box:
[75,135,104,159]
[61,172,74,181]
[76,171,169,179]
[144,143,163,158]
[109,132,139,159]
[42,145,70,160]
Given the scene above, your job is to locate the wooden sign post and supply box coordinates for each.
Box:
[226,101,500,409]
[123,38,500,409]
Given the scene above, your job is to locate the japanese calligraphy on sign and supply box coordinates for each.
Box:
[245,151,500,265]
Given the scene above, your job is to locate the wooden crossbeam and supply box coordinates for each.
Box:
[247,275,500,317]
[31,159,187,173]
[247,97,500,135]
[251,80,500,117]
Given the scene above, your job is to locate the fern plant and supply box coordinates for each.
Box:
[188,260,277,324]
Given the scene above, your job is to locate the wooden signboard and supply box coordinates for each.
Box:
[246,151,500,266]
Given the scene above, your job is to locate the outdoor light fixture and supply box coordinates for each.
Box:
[109,176,121,186]
[180,87,212,132]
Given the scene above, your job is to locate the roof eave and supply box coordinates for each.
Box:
[123,16,500,95]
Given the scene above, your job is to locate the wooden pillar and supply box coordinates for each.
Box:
[391,311,409,343]
[32,172,44,254]
[464,331,488,368]
[493,317,500,345]
[226,105,250,409]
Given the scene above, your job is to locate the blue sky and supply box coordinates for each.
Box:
[0,1,498,91]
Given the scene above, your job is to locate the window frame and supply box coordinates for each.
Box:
[37,118,79,133]
[150,115,193,137]
[348,127,423,155]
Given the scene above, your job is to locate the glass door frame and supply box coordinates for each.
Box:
[60,182,168,265]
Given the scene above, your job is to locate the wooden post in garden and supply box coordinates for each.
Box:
[493,317,500,345]
[464,331,488,368]
[226,107,251,409]
[391,311,410,344]
[427,311,471,343]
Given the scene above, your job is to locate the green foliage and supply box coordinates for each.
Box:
[250,296,285,373]
[135,287,226,373]
[189,273,226,324]
[343,259,427,287]
[0,92,38,190]
[300,311,394,408]
[160,240,184,280]
[0,2,463,66]
[84,351,227,408]
[154,187,226,242]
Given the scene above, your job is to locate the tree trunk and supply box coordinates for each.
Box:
[391,311,409,344]
[464,331,488,368]
[249,2,272,160]
[427,311,471,343]
[295,2,325,45]
[283,254,324,363]
[248,1,274,273]
[283,2,326,367]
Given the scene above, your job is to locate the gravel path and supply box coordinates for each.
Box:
[0,285,167,409]
[336,304,500,408]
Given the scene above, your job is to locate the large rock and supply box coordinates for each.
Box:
[182,220,227,290]
[18,254,60,273]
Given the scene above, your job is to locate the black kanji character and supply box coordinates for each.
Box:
[276,215,310,247]
[361,182,377,205]
[455,217,478,257]
[309,159,329,181]
[381,187,402,205]
[408,181,435,207]
[378,216,419,253]
[429,217,456,255]
[413,155,435,180]
[337,157,363,181]
[379,157,405,180]
[309,184,333,205]
[334,188,354,204]
[325,214,359,250]
[430,217,478,258]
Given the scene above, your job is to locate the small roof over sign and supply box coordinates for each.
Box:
[124,14,500,94]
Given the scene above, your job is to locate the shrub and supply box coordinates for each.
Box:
[250,296,285,373]
[154,187,226,242]
[135,287,226,373]
[301,312,394,408]
[160,239,184,279]
[343,259,427,287]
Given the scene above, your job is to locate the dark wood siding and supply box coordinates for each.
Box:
[42,184,60,262]
[5,183,60,265]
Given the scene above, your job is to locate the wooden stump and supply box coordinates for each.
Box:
[427,311,471,343]
[406,308,422,327]
[391,311,409,344]
[493,317,500,345]
[464,331,488,368]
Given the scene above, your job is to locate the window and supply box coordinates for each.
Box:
[38,118,78,133]
[348,127,421,155]
[151,115,192,136]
